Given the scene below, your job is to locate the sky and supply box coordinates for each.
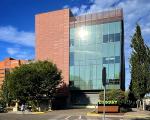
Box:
[0,0,150,89]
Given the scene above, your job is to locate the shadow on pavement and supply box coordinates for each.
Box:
[131,117,150,120]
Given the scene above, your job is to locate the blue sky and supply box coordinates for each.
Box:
[0,0,150,89]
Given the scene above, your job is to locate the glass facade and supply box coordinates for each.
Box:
[69,21,122,90]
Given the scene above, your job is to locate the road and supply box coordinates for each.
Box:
[0,113,123,120]
[0,109,124,120]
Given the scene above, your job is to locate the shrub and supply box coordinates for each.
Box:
[99,89,125,106]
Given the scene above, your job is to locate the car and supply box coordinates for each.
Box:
[0,104,5,113]
[146,105,150,111]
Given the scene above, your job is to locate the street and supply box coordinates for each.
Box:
[0,108,150,120]
[0,113,123,120]
[0,108,124,120]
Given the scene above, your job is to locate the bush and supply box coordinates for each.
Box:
[99,89,125,106]
[98,100,117,105]
[27,100,39,112]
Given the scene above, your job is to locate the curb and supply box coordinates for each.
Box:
[31,112,45,114]
[87,112,101,116]
[86,112,123,118]
[124,114,150,118]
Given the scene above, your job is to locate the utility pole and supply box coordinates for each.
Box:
[102,67,106,120]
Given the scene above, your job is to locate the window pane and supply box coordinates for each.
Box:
[103,57,109,64]
[114,63,120,79]
[70,39,74,46]
[115,42,120,56]
[70,52,74,66]
[108,64,114,79]
[109,57,115,63]
[108,43,114,57]
[115,33,120,42]
[115,22,121,33]
[115,56,120,63]
[70,66,74,81]
[103,35,108,43]
[109,22,115,34]
[109,34,114,42]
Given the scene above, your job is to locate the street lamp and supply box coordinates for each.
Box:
[102,67,106,120]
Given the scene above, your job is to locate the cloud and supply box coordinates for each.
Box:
[71,5,88,15]
[0,26,35,47]
[7,47,19,55]
[6,47,34,60]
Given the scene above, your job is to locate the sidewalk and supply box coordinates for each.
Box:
[123,110,150,120]
[8,111,45,114]
[87,109,150,120]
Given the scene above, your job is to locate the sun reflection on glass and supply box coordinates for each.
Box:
[78,27,88,40]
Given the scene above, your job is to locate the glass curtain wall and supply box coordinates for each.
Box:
[70,21,122,90]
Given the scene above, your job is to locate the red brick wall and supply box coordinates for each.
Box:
[0,58,28,89]
[35,9,70,85]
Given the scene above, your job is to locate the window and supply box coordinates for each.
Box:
[103,57,109,64]
[109,57,115,63]
[70,52,74,66]
[103,33,120,43]
[109,34,114,42]
[115,56,120,63]
[115,33,120,42]
[103,35,108,43]
[70,39,74,46]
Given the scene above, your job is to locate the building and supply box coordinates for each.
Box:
[35,8,125,105]
[0,58,28,89]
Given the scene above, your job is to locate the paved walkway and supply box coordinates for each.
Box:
[123,110,150,120]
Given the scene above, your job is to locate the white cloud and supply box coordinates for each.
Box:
[7,47,19,55]
[0,26,35,47]
[15,51,34,60]
[6,47,34,60]
[143,27,150,34]
[70,5,88,15]
[71,6,80,15]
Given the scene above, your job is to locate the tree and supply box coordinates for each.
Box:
[2,60,63,105]
[129,24,150,100]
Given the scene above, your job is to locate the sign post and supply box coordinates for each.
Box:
[102,67,106,120]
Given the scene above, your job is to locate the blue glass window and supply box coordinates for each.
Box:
[103,57,109,64]
[115,33,120,42]
[70,52,74,66]
[109,57,115,63]
[115,56,120,63]
[103,35,108,43]
[109,34,114,42]
[103,33,120,43]
[70,39,74,46]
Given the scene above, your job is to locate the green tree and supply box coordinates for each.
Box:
[129,24,150,100]
[2,60,62,104]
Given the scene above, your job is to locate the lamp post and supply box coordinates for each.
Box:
[102,67,106,120]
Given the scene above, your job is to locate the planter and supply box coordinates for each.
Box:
[98,105,119,113]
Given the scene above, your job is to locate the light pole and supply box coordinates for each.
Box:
[102,67,106,120]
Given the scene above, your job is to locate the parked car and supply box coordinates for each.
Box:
[146,105,150,111]
[0,104,5,113]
